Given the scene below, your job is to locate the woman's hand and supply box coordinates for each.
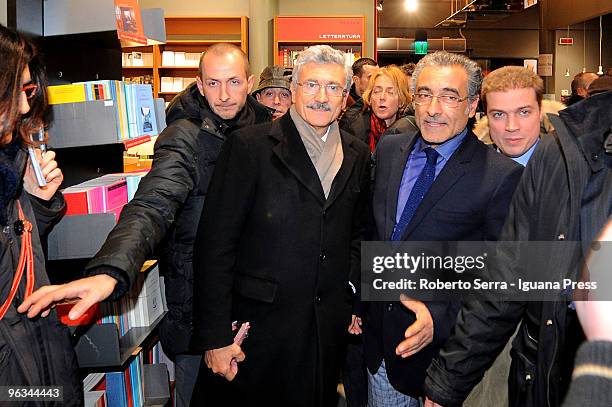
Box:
[23,149,63,201]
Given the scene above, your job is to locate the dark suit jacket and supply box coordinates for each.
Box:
[363,129,523,398]
[191,113,371,407]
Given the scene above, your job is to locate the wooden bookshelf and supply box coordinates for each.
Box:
[122,17,248,101]
[274,16,366,68]
[121,16,249,102]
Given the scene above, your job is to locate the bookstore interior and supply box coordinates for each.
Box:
[1,0,611,407]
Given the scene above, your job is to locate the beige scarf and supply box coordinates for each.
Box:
[289,106,343,199]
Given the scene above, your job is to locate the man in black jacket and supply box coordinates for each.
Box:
[424,91,612,407]
[20,43,271,407]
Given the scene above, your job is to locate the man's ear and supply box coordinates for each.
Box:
[467,96,479,118]
[291,84,297,104]
[341,91,349,110]
[246,74,255,93]
[196,76,205,96]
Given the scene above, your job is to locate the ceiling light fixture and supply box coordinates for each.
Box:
[405,0,418,13]
[565,25,571,77]
[582,21,586,73]
[597,15,604,75]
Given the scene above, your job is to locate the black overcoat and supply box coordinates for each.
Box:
[191,113,371,406]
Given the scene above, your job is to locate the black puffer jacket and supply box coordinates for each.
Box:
[86,83,271,355]
[425,91,612,407]
[0,148,82,406]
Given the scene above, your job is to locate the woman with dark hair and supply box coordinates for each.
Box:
[0,24,82,404]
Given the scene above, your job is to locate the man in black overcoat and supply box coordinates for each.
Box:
[191,45,371,407]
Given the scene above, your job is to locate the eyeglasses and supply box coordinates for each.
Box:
[413,92,468,108]
[298,81,347,98]
[21,83,38,100]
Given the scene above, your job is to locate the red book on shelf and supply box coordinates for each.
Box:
[122,135,151,150]
[63,188,90,215]
[124,363,134,407]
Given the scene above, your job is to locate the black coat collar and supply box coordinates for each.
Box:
[270,113,360,208]
[385,130,478,240]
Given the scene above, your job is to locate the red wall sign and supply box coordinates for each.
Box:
[276,17,364,42]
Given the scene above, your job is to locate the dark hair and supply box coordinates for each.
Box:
[352,57,377,76]
[0,24,47,147]
[399,63,416,78]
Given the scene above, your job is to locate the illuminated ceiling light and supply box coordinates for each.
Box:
[377,0,383,12]
[404,0,418,12]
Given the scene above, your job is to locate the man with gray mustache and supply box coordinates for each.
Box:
[360,51,522,406]
[190,45,371,406]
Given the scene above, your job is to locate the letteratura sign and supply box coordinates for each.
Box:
[276,16,365,43]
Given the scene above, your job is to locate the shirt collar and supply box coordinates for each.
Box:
[321,126,331,142]
[508,138,540,167]
[414,127,469,161]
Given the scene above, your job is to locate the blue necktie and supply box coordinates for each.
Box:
[390,147,440,241]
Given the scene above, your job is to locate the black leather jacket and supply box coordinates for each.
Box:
[86,83,271,354]
[425,91,612,407]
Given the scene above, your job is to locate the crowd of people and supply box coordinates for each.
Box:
[1,21,611,407]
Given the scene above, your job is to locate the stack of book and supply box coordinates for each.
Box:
[123,75,154,85]
[105,354,145,407]
[98,265,166,336]
[161,50,201,67]
[62,177,128,221]
[122,52,154,67]
[62,172,148,219]
[278,47,360,67]
[48,81,159,140]
[160,76,195,93]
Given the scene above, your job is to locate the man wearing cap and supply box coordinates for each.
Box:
[252,65,292,120]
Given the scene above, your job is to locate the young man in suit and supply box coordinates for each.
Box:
[190,45,370,407]
[360,51,523,406]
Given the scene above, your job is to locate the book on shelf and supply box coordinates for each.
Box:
[123,75,153,85]
[47,84,87,104]
[278,46,361,67]
[84,352,161,407]
[48,81,158,140]
[61,172,149,219]
[62,178,128,220]
[172,77,184,92]
[160,50,201,67]
[184,52,201,67]
[160,76,174,93]
[122,52,153,67]
[160,77,195,93]
[84,390,106,407]
[161,50,174,66]
[97,263,165,336]
[174,51,186,66]
[129,84,159,138]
